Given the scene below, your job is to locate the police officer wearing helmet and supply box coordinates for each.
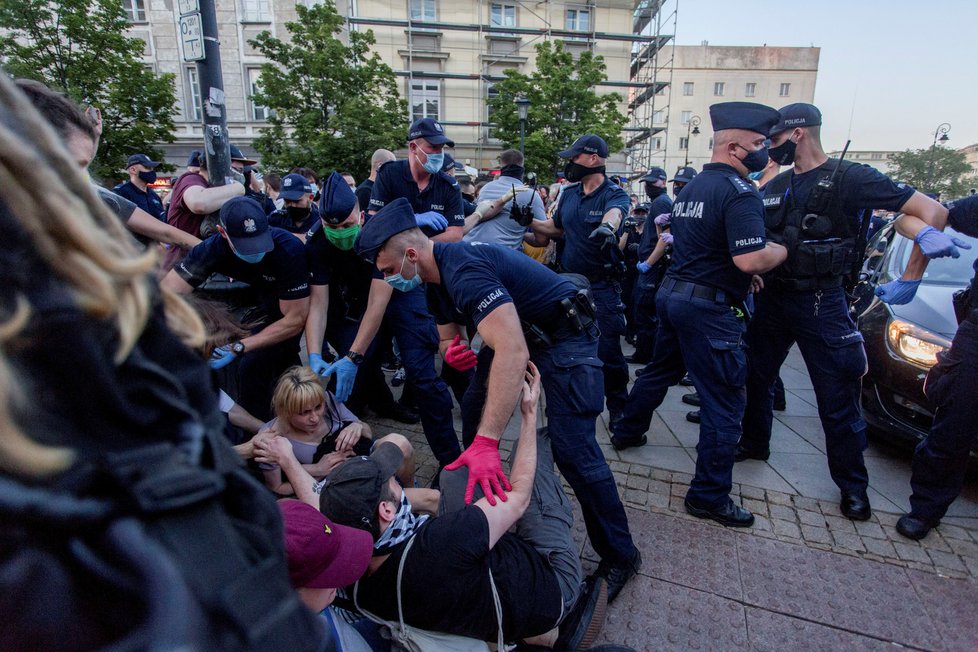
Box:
[355,198,641,603]
[268,173,319,241]
[530,134,632,424]
[610,102,788,528]
[113,153,166,222]
[670,166,698,197]
[738,103,956,522]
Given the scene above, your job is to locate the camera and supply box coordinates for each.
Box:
[623,218,638,233]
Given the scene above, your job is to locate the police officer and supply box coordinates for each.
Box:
[355,149,396,217]
[620,202,648,351]
[610,102,788,527]
[670,166,698,197]
[530,134,632,423]
[737,103,953,521]
[355,197,641,603]
[162,196,310,422]
[268,173,319,240]
[114,153,166,221]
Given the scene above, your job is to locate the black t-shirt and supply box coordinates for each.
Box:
[305,224,376,322]
[368,160,464,238]
[355,507,562,641]
[355,179,373,215]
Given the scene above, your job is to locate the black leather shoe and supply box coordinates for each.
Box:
[681,392,701,407]
[685,410,700,423]
[733,445,769,462]
[896,514,935,541]
[595,549,642,605]
[685,498,755,527]
[679,374,695,387]
[840,491,872,521]
[611,433,647,451]
[555,575,607,650]
[375,402,420,424]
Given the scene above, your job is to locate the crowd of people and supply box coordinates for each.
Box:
[3,73,978,652]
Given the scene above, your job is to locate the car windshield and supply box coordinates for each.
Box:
[897,227,978,285]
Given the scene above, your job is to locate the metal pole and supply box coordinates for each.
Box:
[195,0,232,186]
[684,120,691,167]
[519,118,525,158]
[927,123,951,193]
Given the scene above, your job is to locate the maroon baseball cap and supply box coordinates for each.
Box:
[279,499,373,589]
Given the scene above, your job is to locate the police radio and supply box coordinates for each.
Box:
[801,140,850,238]
[511,173,537,227]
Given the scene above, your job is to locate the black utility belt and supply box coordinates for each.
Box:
[522,293,597,348]
[660,277,740,308]
[770,276,844,293]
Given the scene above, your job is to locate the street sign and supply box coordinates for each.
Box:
[177,0,199,15]
[179,13,205,62]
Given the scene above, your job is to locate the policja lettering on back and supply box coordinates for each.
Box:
[673,201,704,219]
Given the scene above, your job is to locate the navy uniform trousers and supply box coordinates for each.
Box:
[461,326,636,567]
[907,318,978,524]
[741,286,870,494]
[612,281,749,507]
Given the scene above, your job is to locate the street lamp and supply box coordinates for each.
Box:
[927,122,951,193]
[515,95,530,157]
[683,114,701,167]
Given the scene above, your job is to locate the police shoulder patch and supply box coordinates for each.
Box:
[726,175,754,194]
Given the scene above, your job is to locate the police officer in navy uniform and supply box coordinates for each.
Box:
[530,134,632,424]
[319,118,464,470]
[268,173,319,240]
[670,166,698,197]
[113,153,166,221]
[610,102,788,527]
[162,196,310,422]
[355,197,642,603]
[738,103,953,521]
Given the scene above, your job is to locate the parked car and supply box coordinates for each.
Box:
[851,222,978,449]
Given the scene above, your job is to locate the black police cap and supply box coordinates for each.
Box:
[709,101,781,137]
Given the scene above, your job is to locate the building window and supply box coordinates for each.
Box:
[871,152,883,160]
[184,67,202,122]
[566,7,591,31]
[652,110,665,124]
[679,137,689,150]
[411,80,440,121]
[123,0,147,22]
[682,82,694,96]
[490,2,516,27]
[779,82,791,97]
[247,67,270,122]
[651,137,663,149]
[713,82,725,96]
[410,0,437,22]
[680,111,692,124]
[745,82,756,97]
[241,0,271,23]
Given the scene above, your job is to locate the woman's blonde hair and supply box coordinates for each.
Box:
[0,74,204,477]
[271,366,327,420]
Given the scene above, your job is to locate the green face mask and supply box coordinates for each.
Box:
[324,223,360,250]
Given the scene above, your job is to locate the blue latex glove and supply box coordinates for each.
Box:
[636,261,651,274]
[875,279,921,305]
[914,226,973,259]
[321,356,359,402]
[415,211,448,232]
[209,344,237,369]
[309,352,329,376]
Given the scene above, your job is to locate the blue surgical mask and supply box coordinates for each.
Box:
[747,171,765,181]
[234,250,266,264]
[418,151,444,175]
[385,252,422,292]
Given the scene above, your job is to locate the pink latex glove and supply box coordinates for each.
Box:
[660,232,674,245]
[444,334,478,372]
[444,435,512,505]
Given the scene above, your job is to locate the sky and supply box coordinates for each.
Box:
[673,0,976,152]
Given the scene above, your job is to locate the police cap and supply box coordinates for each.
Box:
[279,173,314,201]
[320,171,358,225]
[671,166,698,183]
[709,101,781,137]
[440,152,456,173]
[770,103,822,137]
[127,153,160,169]
[186,150,203,167]
[354,197,418,264]
[219,197,274,255]
[229,144,258,165]
[641,167,667,182]
[408,117,455,147]
[558,134,609,159]
[633,202,651,215]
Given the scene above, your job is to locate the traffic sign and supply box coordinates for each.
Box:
[179,13,205,62]
[177,0,199,15]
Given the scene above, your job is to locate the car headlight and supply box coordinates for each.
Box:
[886,319,949,368]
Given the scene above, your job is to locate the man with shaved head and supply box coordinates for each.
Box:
[355,148,396,218]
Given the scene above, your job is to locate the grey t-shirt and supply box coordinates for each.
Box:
[463,175,546,250]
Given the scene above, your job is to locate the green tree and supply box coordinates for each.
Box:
[487,40,627,179]
[0,0,177,182]
[249,2,406,180]
[888,146,971,199]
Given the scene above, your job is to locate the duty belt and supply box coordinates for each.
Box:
[522,292,598,349]
[660,277,740,308]
[770,275,845,293]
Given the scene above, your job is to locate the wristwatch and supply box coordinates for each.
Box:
[231,341,246,355]
[346,351,365,366]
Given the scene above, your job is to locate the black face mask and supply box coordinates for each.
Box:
[137,170,157,184]
[673,183,686,197]
[499,164,524,181]
[286,205,311,223]
[644,182,666,198]
[768,138,797,166]
[462,193,476,203]
[563,161,606,183]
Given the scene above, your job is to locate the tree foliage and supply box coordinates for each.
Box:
[249,2,406,180]
[888,146,972,199]
[486,41,627,179]
[0,0,178,182]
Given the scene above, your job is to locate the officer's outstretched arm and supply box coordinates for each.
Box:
[732,242,787,276]
[126,207,201,250]
[530,217,563,238]
[431,225,464,242]
[304,284,329,357]
[474,303,530,441]
[349,278,393,355]
[161,269,194,294]
[241,297,310,352]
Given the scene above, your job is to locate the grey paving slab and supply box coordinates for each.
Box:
[768,420,823,454]
[864,455,914,512]
[655,409,702,448]
[764,451,841,500]
[738,536,941,648]
[777,364,815,391]
[618,444,696,475]
[744,608,900,651]
[780,389,821,416]
[731,459,797,494]
[778,415,828,452]
[906,569,978,652]
[646,412,684,446]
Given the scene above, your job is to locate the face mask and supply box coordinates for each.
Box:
[768,137,797,166]
[462,193,476,203]
[672,183,686,197]
[736,144,770,174]
[417,150,444,175]
[563,161,606,183]
[747,171,765,181]
[324,223,360,251]
[138,170,157,184]
[644,182,666,198]
[373,491,429,555]
[287,205,311,223]
[234,250,266,264]
[384,252,422,292]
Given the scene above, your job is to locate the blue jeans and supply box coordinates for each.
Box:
[612,284,748,507]
[741,287,869,494]
[591,281,629,414]
[908,319,978,524]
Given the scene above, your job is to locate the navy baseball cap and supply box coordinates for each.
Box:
[186,150,203,167]
[633,202,651,214]
[671,166,698,183]
[279,173,314,201]
[408,117,455,147]
[219,197,274,255]
[320,171,358,225]
[559,134,609,159]
[709,101,781,137]
[770,103,822,137]
[319,442,404,534]
[127,153,160,169]
[440,153,456,173]
[354,197,418,264]
[641,167,667,182]
[229,144,257,165]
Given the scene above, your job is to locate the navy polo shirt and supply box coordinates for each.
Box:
[638,194,674,260]
[268,204,321,236]
[426,242,577,330]
[666,163,767,300]
[368,160,464,238]
[113,180,165,221]
[552,177,631,278]
[175,227,309,324]
[306,224,377,322]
